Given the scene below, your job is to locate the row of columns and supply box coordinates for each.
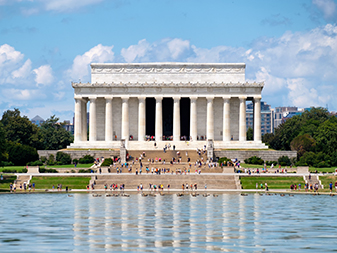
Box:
[74,96,261,143]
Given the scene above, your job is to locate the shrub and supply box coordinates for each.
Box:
[101,158,113,166]
[73,159,79,164]
[78,169,92,173]
[244,156,264,165]
[79,155,95,164]
[1,161,14,166]
[40,156,47,163]
[278,156,291,166]
[39,168,58,173]
[47,154,56,166]
[218,157,231,166]
[71,170,75,173]
[2,169,17,173]
[56,152,71,165]
[27,160,43,166]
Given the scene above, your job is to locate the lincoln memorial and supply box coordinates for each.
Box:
[68,63,268,150]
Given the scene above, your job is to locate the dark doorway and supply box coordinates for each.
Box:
[146,98,155,136]
[180,98,190,139]
[163,98,173,137]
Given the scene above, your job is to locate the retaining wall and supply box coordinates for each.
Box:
[38,150,120,160]
[214,150,297,162]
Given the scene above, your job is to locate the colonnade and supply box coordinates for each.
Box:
[74,95,262,143]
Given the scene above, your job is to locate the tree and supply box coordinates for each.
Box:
[290,134,316,159]
[0,122,8,167]
[40,115,74,150]
[246,127,253,141]
[313,117,337,156]
[6,142,39,166]
[1,108,43,149]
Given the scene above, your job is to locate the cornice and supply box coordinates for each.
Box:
[90,63,246,74]
[72,81,264,88]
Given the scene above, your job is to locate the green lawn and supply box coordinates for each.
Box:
[240,176,305,189]
[309,167,337,173]
[30,176,90,189]
[319,176,337,190]
[0,175,16,190]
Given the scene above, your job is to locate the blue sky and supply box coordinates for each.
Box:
[1,0,337,121]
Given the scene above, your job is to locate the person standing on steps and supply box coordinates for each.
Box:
[205,183,207,191]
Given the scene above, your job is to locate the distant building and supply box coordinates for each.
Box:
[246,101,274,135]
[31,115,45,126]
[62,120,74,135]
[274,107,299,129]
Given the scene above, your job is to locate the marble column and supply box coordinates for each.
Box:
[138,97,146,141]
[254,96,262,142]
[239,96,247,142]
[173,97,181,141]
[190,97,197,141]
[223,96,231,142]
[74,98,82,143]
[89,97,97,142]
[81,99,87,141]
[105,97,113,142]
[121,96,129,141]
[206,96,214,140]
[155,96,163,141]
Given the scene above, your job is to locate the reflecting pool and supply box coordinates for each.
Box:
[0,193,336,252]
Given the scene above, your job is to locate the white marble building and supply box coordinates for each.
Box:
[68,63,268,150]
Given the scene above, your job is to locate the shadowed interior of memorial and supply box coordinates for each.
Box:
[180,97,190,139]
[146,98,155,136]
[163,98,173,137]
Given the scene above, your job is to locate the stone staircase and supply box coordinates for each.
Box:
[14,175,31,185]
[304,174,323,189]
[92,174,238,190]
[127,149,209,164]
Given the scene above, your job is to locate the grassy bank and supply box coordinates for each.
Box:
[30,176,91,190]
[0,175,16,191]
[319,176,337,190]
[240,176,305,189]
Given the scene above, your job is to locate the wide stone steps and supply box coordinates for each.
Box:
[127,149,208,164]
[92,174,237,190]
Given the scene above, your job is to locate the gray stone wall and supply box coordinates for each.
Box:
[214,150,297,163]
[38,150,120,160]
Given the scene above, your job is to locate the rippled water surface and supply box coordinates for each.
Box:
[1,193,337,252]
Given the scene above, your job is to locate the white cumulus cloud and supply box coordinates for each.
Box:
[33,65,53,86]
[67,44,115,81]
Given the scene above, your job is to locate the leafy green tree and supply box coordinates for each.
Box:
[1,108,43,149]
[246,127,253,141]
[290,134,316,159]
[0,122,8,167]
[313,117,337,155]
[262,133,274,147]
[6,142,39,166]
[40,115,74,150]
